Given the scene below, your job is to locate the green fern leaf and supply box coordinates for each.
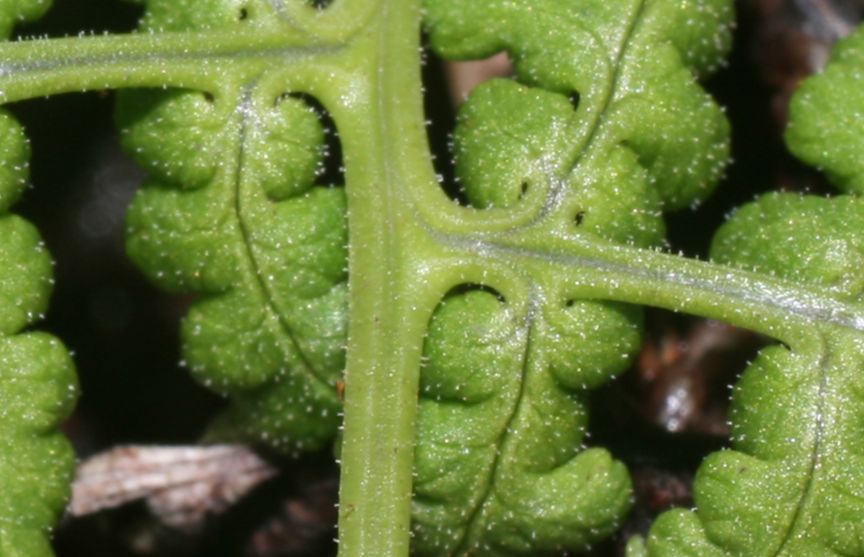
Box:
[412,0,733,553]
[0,9,78,549]
[117,0,346,453]
[639,26,864,556]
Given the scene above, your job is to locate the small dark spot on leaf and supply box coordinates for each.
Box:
[307,0,334,10]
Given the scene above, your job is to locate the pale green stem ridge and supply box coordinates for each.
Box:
[0,29,341,101]
[328,0,436,555]
[478,233,864,344]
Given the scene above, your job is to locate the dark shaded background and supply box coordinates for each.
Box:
[7,0,862,555]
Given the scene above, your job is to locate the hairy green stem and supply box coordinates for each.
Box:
[330,0,432,555]
[437,226,864,347]
[518,235,864,341]
[0,29,341,101]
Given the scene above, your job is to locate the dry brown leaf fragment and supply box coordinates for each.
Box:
[71,444,278,532]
